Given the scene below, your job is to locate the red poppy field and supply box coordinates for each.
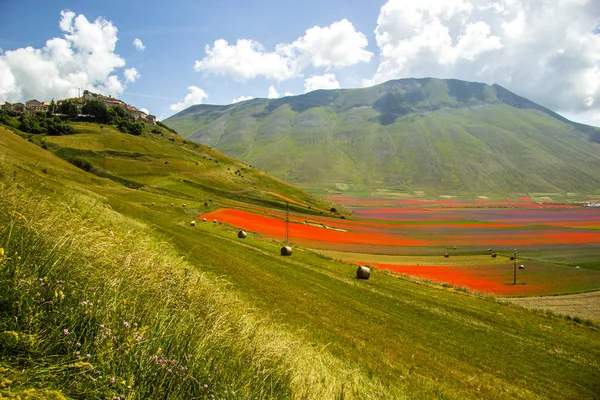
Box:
[200,197,600,296]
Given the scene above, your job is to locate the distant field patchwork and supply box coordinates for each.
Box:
[200,197,600,297]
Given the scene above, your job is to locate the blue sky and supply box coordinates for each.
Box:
[1,0,599,125]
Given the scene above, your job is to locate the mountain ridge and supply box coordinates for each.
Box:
[164,78,600,195]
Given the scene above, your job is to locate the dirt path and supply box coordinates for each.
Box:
[504,291,600,322]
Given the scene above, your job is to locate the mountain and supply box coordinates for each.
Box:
[164,78,600,195]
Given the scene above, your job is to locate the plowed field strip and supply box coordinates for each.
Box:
[504,292,600,322]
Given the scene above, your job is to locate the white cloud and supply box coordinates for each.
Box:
[304,73,340,92]
[194,39,298,81]
[169,86,208,112]
[140,107,149,114]
[232,95,253,103]
[133,38,145,51]
[267,85,280,99]
[194,19,372,81]
[368,0,600,121]
[281,18,373,69]
[0,10,128,102]
[124,67,140,83]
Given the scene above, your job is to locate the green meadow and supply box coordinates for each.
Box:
[1,124,599,399]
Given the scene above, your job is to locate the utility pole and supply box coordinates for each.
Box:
[513,249,517,285]
[285,202,290,243]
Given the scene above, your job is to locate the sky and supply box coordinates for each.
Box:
[0,0,599,125]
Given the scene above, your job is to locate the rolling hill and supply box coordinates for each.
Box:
[1,122,600,398]
[164,78,600,195]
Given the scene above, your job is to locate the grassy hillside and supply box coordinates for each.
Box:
[164,78,600,195]
[1,125,600,399]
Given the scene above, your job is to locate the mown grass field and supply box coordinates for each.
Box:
[1,124,600,399]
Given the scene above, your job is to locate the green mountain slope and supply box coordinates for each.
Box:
[6,121,329,212]
[164,78,600,195]
[1,125,600,399]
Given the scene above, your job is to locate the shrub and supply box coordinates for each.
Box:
[67,157,93,172]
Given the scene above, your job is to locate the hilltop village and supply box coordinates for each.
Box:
[1,90,156,125]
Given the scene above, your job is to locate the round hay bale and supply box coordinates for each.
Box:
[238,230,247,239]
[182,204,186,207]
[170,203,174,207]
[213,219,217,223]
[280,246,293,256]
[356,265,371,280]
[152,202,155,206]
[444,253,449,258]
[519,264,525,269]
[491,253,497,258]
[510,256,515,260]
[190,221,196,227]
[202,218,207,222]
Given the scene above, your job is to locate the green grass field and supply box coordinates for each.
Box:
[1,124,599,399]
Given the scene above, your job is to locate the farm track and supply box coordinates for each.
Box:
[504,291,600,321]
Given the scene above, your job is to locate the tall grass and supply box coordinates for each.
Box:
[0,178,401,399]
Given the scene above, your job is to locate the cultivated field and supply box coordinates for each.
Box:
[200,197,600,298]
[505,291,600,321]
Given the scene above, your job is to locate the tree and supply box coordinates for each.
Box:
[82,99,108,122]
[46,99,57,117]
[59,100,79,118]
[128,121,144,136]
[106,105,129,125]
[19,115,46,134]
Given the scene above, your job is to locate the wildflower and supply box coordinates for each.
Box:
[67,341,72,345]
[75,351,80,356]
[63,329,69,336]
[76,342,81,347]
[133,323,137,328]
[167,369,172,373]
[110,377,116,385]
[123,321,130,329]
[86,353,91,359]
